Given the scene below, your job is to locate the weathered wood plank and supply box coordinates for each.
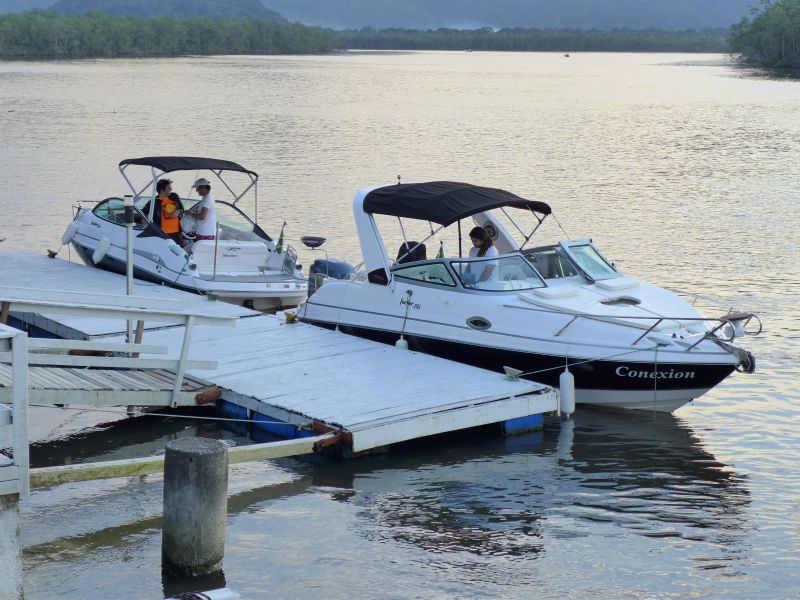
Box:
[28,434,332,486]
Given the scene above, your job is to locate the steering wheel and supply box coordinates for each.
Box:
[180,211,198,240]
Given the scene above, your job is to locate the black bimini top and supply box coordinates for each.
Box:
[363,181,551,226]
[119,156,258,177]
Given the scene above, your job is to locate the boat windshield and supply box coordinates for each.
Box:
[92,197,147,230]
[566,244,617,280]
[523,246,582,282]
[450,255,545,291]
[133,197,269,242]
[188,199,269,243]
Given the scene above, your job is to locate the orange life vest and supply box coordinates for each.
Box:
[159,195,181,234]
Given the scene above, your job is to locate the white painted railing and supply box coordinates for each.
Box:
[0,323,29,498]
[0,285,237,407]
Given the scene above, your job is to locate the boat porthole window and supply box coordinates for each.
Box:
[467,316,492,330]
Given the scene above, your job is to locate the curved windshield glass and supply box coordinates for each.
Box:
[214,201,269,242]
[451,255,545,291]
[172,199,268,242]
[92,197,146,230]
[524,246,582,281]
[393,261,456,287]
[567,244,617,279]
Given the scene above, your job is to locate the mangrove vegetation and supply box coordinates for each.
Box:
[337,27,729,53]
[0,10,336,57]
[729,0,800,68]
[0,11,732,59]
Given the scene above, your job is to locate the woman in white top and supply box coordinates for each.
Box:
[468,226,499,282]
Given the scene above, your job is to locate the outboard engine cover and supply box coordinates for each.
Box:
[308,258,356,296]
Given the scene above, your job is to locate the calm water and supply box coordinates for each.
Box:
[1,51,799,599]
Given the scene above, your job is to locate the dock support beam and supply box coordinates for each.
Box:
[162,438,228,578]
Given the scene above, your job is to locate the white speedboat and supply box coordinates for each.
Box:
[62,156,307,310]
[298,181,760,412]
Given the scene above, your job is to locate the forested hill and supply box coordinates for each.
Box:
[48,0,284,20]
[262,0,752,30]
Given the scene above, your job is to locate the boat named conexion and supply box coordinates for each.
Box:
[298,181,760,412]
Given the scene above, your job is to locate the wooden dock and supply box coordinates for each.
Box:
[132,313,557,452]
[0,253,253,339]
[1,252,558,457]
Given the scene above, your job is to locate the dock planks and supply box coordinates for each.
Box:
[135,314,557,452]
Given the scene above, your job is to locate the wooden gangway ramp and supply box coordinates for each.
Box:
[0,364,211,406]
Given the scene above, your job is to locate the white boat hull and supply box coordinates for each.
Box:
[70,213,307,310]
[298,278,748,413]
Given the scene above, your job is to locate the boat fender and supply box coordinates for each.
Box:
[92,236,111,264]
[61,220,79,244]
[395,336,409,350]
[559,369,575,417]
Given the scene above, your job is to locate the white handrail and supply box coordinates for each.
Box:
[0,323,29,498]
[505,301,762,347]
[0,286,235,407]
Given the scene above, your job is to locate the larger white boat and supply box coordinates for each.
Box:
[298,181,760,412]
[62,156,307,310]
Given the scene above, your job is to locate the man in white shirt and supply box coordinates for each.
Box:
[191,178,217,240]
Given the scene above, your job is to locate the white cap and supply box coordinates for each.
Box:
[193,178,210,188]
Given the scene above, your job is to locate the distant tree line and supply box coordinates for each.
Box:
[0,11,734,59]
[729,0,800,68]
[0,10,335,57]
[48,0,284,21]
[336,27,730,52]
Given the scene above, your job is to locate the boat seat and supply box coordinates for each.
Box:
[396,241,426,264]
[192,240,269,276]
[595,277,639,291]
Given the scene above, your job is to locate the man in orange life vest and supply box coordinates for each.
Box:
[156,178,184,244]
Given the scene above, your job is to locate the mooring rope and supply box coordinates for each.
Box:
[510,344,661,379]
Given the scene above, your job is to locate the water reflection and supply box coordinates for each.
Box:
[308,409,751,561]
[731,65,800,81]
[28,410,246,468]
[22,407,755,597]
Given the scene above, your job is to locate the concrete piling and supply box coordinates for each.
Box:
[0,493,23,600]
[162,438,228,577]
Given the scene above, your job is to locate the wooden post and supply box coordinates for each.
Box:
[0,302,9,325]
[162,438,228,578]
[132,320,145,359]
